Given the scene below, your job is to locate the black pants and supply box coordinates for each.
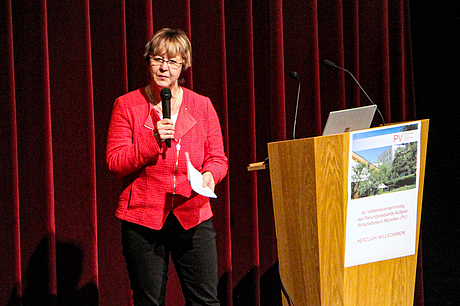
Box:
[121,214,220,306]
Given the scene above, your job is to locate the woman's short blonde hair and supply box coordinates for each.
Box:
[144,28,192,70]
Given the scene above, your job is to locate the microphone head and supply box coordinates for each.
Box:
[160,88,171,119]
[323,59,337,68]
[289,71,300,80]
[160,88,171,100]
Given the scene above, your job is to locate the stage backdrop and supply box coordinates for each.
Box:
[1,0,422,305]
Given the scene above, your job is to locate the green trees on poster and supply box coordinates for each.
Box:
[351,142,417,199]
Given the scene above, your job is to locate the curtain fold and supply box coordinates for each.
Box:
[1,0,22,304]
[225,0,261,304]
[1,0,420,305]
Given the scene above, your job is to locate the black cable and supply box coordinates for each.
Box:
[278,264,295,306]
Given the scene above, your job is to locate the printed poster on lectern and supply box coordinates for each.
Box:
[344,121,421,267]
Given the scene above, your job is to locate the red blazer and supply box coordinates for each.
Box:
[106,86,228,230]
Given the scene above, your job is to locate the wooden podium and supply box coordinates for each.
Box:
[265,120,428,306]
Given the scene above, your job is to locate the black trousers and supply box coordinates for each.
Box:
[121,214,220,306]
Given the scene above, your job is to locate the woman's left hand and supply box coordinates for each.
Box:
[202,171,215,192]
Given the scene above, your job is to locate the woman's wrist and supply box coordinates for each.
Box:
[153,129,162,145]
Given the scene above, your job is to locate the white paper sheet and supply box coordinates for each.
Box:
[185,152,217,198]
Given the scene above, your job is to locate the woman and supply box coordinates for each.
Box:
[106,28,228,306]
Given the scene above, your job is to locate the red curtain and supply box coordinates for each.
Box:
[1,0,421,305]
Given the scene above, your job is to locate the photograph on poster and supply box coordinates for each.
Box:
[350,124,418,200]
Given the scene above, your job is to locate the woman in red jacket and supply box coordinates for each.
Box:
[106,28,228,306]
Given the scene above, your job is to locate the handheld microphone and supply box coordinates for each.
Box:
[290,71,301,139]
[160,88,172,147]
[322,59,385,126]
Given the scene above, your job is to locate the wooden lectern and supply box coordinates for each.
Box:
[263,120,428,306]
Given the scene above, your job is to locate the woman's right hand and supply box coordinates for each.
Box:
[154,118,175,144]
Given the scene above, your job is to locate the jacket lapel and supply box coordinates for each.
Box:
[174,92,196,139]
[144,102,160,131]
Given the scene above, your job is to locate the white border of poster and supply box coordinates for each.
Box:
[344,121,421,267]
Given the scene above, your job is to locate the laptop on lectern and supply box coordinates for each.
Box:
[322,105,377,136]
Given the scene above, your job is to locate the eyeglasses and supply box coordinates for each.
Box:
[150,56,183,69]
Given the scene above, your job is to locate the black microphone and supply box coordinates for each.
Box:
[289,71,301,139]
[160,88,172,147]
[322,59,385,126]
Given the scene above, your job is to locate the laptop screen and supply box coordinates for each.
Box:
[322,105,377,136]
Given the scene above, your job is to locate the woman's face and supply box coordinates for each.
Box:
[149,52,183,90]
